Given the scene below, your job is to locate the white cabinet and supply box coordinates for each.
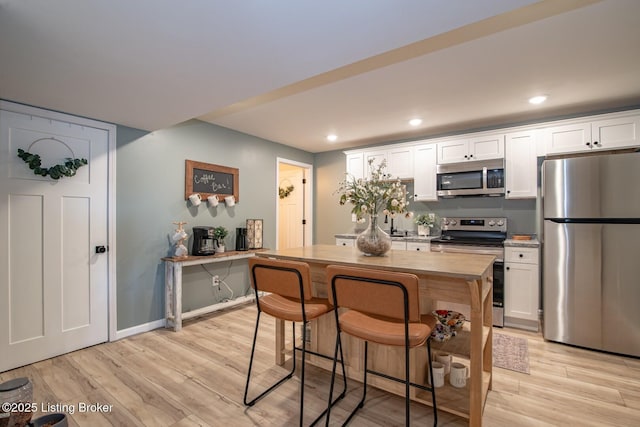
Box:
[387,145,414,179]
[345,152,364,180]
[391,240,407,250]
[413,142,437,201]
[406,241,430,252]
[346,144,415,181]
[363,149,387,177]
[437,134,504,164]
[544,114,640,155]
[505,246,539,330]
[505,130,538,199]
[336,238,355,247]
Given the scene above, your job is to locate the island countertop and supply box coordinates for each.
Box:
[258,244,495,280]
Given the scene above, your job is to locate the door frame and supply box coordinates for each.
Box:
[0,100,118,342]
[276,158,313,249]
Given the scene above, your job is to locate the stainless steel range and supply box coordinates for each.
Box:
[430,217,507,327]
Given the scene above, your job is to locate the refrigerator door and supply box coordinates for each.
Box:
[544,220,640,357]
[543,152,640,219]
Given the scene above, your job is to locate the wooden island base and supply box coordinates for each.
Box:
[258,245,494,427]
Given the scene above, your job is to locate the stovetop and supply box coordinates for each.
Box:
[434,217,508,247]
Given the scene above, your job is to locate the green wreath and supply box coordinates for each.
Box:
[17,137,88,180]
[279,184,294,199]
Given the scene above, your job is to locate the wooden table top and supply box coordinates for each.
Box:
[258,244,494,280]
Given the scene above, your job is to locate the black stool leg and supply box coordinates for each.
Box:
[426,337,438,427]
[243,312,296,406]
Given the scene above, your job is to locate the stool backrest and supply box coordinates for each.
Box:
[249,257,313,300]
[326,265,421,322]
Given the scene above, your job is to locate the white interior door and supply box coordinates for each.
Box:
[278,165,305,249]
[0,108,109,372]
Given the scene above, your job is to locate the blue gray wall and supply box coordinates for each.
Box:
[116,120,313,330]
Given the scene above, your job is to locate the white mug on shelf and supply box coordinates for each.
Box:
[207,195,219,207]
[449,362,469,388]
[434,352,452,375]
[427,361,445,388]
[188,193,201,206]
[225,195,235,207]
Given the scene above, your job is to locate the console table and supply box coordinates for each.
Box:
[163,249,265,331]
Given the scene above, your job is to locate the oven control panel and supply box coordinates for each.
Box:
[441,217,507,232]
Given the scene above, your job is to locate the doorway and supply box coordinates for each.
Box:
[276,159,312,249]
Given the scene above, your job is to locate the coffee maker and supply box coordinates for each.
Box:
[192,227,216,256]
[235,227,249,251]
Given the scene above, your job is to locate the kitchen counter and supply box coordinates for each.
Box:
[504,238,540,248]
[257,245,494,426]
[335,233,440,243]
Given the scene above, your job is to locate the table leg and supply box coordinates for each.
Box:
[173,263,183,331]
[165,262,175,330]
[468,278,483,427]
[275,318,285,365]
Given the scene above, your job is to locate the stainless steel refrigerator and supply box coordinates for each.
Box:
[542,151,640,357]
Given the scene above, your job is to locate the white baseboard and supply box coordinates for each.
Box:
[113,319,166,341]
[112,293,260,341]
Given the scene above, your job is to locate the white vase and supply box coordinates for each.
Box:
[215,242,225,253]
[418,225,430,236]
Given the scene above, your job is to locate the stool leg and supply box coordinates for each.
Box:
[426,337,438,427]
[243,312,295,407]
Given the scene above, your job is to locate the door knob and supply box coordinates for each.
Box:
[95,245,107,254]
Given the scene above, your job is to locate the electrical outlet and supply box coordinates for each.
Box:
[212,275,220,287]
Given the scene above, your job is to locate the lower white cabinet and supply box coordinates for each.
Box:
[406,242,430,252]
[336,238,355,247]
[391,240,407,250]
[504,246,539,330]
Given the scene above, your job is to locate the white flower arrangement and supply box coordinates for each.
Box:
[336,159,413,221]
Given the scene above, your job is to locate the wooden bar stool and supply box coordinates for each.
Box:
[325,265,438,426]
[244,257,347,426]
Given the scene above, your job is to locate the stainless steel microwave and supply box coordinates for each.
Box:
[436,158,505,197]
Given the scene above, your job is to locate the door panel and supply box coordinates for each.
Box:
[1,108,109,372]
[9,194,45,343]
[543,221,602,349]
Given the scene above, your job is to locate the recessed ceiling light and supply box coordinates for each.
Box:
[326,134,338,142]
[529,95,547,105]
[409,118,423,126]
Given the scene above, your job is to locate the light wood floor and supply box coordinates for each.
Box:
[2,304,639,426]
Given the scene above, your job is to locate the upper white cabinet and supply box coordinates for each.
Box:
[387,145,414,179]
[363,149,387,176]
[505,130,538,199]
[437,133,504,164]
[543,114,640,155]
[413,142,437,201]
[345,152,364,180]
[362,145,413,179]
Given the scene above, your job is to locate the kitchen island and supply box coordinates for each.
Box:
[256,244,494,426]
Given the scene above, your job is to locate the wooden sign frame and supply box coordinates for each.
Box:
[185,160,239,202]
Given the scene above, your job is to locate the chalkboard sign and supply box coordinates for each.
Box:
[185,160,239,202]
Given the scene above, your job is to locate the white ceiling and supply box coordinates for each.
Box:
[2,0,640,153]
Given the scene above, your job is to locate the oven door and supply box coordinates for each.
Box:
[431,243,504,327]
[492,261,504,327]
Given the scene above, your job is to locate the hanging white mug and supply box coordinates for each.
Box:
[225,195,235,207]
[207,195,219,207]
[188,193,201,206]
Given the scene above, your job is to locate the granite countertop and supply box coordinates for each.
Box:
[335,233,440,242]
[504,237,540,248]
